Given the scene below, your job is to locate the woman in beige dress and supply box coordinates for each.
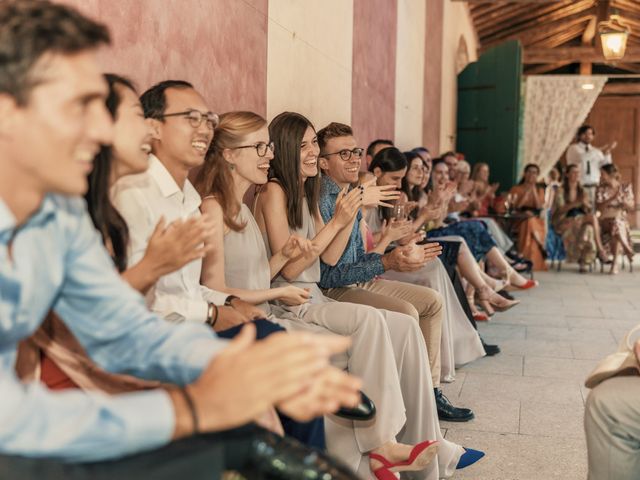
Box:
[596,164,635,274]
[195,111,486,479]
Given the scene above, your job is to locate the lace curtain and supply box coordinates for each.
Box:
[522,75,607,179]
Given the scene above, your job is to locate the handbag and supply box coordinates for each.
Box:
[585,324,640,389]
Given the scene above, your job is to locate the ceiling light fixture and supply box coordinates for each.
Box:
[598,14,631,62]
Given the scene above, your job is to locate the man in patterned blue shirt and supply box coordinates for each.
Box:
[0,1,360,478]
[317,122,475,423]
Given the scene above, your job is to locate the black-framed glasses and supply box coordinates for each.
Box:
[157,110,219,130]
[322,148,364,161]
[234,141,275,157]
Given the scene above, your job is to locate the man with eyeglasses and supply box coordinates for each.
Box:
[111,80,330,449]
[316,122,477,423]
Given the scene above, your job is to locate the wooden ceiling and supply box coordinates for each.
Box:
[464,0,640,74]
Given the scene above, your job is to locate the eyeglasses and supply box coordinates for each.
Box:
[234,141,275,157]
[157,110,219,130]
[322,148,364,161]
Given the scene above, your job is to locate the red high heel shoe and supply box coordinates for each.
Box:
[514,279,538,290]
[370,440,439,475]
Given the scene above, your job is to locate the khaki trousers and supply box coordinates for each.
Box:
[585,376,640,480]
[323,278,444,387]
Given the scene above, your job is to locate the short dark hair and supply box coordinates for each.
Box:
[368,147,407,173]
[317,122,354,154]
[366,139,394,158]
[432,157,447,168]
[577,125,594,137]
[0,0,110,105]
[412,146,430,155]
[139,80,194,119]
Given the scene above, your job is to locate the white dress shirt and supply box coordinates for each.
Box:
[566,142,612,186]
[112,154,228,323]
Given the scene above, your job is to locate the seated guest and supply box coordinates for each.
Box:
[364,147,486,378]
[551,164,607,272]
[544,167,567,264]
[111,80,324,448]
[452,160,515,257]
[412,146,433,192]
[427,159,537,289]
[596,164,635,274]
[470,162,498,217]
[199,110,448,479]
[509,164,548,271]
[314,123,480,426]
[584,326,640,480]
[365,138,394,170]
[0,2,360,478]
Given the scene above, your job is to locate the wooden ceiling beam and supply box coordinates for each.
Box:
[481,0,596,46]
[482,12,596,50]
[524,61,573,74]
[612,0,640,15]
[477,0,577,39]
[475,4,541,34]
[524,45,640,63]
[531,20,592,49]
[613,63,640,73]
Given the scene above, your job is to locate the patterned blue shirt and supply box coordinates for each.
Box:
[0,195,224,462]
[318,175,385,288]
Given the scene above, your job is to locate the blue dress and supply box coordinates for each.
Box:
[427,220,497,261]
[545,209,566,261]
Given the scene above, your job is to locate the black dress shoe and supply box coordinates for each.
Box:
[334,390,376,421]
[434,388,475,422]
[481,337,501,356]
[249,429,358,479]
[497,289,515,301]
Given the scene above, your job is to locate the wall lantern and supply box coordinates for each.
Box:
[598,15,631,61]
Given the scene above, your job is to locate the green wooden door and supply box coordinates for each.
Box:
[457,40,523,191]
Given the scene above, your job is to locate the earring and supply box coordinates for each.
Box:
[229,163,235,170]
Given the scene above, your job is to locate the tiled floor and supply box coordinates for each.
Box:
[441,263,640,480]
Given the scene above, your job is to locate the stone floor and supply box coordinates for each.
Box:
[441,262,640,480]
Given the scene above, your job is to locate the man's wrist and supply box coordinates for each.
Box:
[380,253,391,272]
[224,295,240,307]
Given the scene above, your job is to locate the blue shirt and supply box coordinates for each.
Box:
[0,195,224,462]
[318,175,385,288]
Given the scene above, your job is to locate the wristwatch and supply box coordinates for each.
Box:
[224,295,239,307]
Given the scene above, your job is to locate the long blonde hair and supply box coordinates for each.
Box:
[195,111,267,232]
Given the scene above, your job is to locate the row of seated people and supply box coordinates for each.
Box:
[359,141,538,322]
[400,145,635,276]
[1,2,542,479]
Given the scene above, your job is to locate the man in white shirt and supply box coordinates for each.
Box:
[566,125,616,186]
[112,80,264,330]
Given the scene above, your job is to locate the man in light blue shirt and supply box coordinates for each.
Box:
[0,1,359,477]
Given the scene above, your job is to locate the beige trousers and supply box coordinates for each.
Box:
[323,278,444,387]
[585,376,640,480]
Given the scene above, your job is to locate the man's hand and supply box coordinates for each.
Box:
[229,297,264,321]
[277,366,362,421]
[381,244,427,272]
[172,325,355,437]
[213,306,249,331]
[333,187,362,228]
